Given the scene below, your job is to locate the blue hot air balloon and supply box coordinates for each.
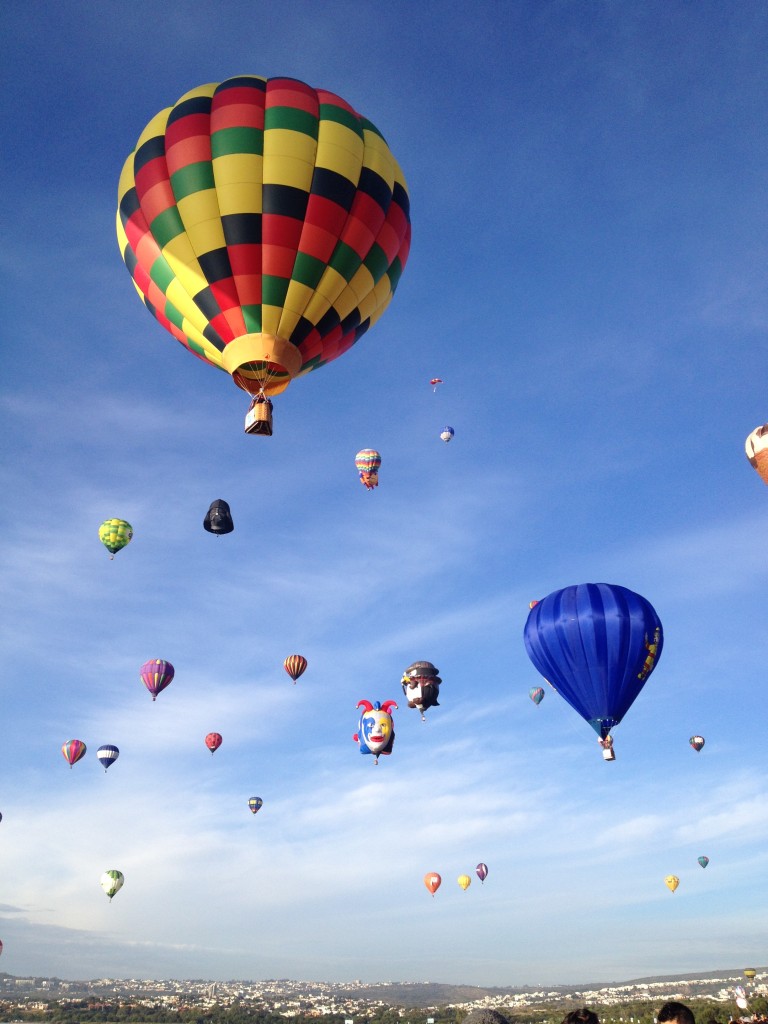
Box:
[96,745,120,772]
[523,583,663,759]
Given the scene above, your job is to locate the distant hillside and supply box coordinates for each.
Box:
[337,983,521,1007]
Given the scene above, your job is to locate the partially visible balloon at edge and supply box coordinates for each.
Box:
[99,519,133,559]
[745,425,768,484]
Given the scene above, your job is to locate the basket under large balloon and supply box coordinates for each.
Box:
[244,394,274,436]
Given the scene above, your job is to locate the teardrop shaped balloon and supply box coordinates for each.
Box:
[745,425,768,484]
[205,732,223,754]
[424,872,441,896]
[284,654,308,683]
[248,797,263,815]
[100,869,124,901]
[440,426,454,443]
[140,659,175,701]
[355,449,381,490]
[457,874,471,891]
[99,519,133,559]
[529,686,545,706]
[697,855,709,868]
[117,77,411,432]
[690,735,705,752]
[96,745,119,772]
[62,739,87,768]
[524,584,663,751]
[476,862,488,883]
[665,875,679,892]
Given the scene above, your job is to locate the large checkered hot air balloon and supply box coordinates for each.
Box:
[117,76,411,435]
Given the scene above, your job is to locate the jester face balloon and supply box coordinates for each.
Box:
[401,661,441,719]
[353,700,397,763]
[117,77,411,426]
[524,583,663,744]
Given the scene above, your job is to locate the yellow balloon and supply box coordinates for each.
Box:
[664,875,679,892]
[457,874,471,891]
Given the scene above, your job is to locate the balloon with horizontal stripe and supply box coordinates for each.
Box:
[355,449,381,489]
[524,583,663,756]
[248,797,263,815]
[96,745,119,772]
[117,76,411,430]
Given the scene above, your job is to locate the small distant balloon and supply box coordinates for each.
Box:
[203,499,234,535]
[62,739,86,768]
[96,745,119,772]
[248,797,263,815]
[424,872,441,896]
[690,735,705,752]
[284,654,307,683]
[697,855,709,868]
[476,862,488,883]
[745,425,768,484]
[529,686,545,706]
[100,870,124,901]
[440,426,454,443]
[744,968,757,980]
[355,449,381,490]
[0,939,3,956]
[99,519,133,559]
[140,659,174,701]
[665,875,679,892]
[430,378,444,392]
[457,874,471,891]
[205,732,223,755]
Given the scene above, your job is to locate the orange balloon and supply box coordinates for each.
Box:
[424,872,441,896]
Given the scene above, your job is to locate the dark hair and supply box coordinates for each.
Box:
[658,1003,696,1024]
[562,1010,599,1024]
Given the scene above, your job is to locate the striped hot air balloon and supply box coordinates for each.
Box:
[140,659,175,701]
[62,739,87,768]
[284,654,307,683]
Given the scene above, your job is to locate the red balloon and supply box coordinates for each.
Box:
[205,732,223,755]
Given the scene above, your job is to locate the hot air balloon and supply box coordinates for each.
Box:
[284,654,308,683]
[476,862,488,883]
[100,870,124,901]
[96,745,119,772]
[746,425,768,484]
[457,874,471,891]
[248,797,263,814]
[440,426,454,443]
[424,872,441,896]
[697,856,709,868]
[353,700,397,763]
[0,940,3,956]
[117,76,411,437]
[430,378,443,391]
[744,969,757,980]
[529,686,545,706]
[524,583,663,760]
[690,735,705,752]
[400,660,441,720]
[99,519,133,559]
[140,659,174,701]
[62,739,86,768]
[355,449,381,489]
[203,499,234,535]
[665,875,679,892]
[205,732,223,754]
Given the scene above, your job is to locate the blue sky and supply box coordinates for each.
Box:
[1,0,767,987]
